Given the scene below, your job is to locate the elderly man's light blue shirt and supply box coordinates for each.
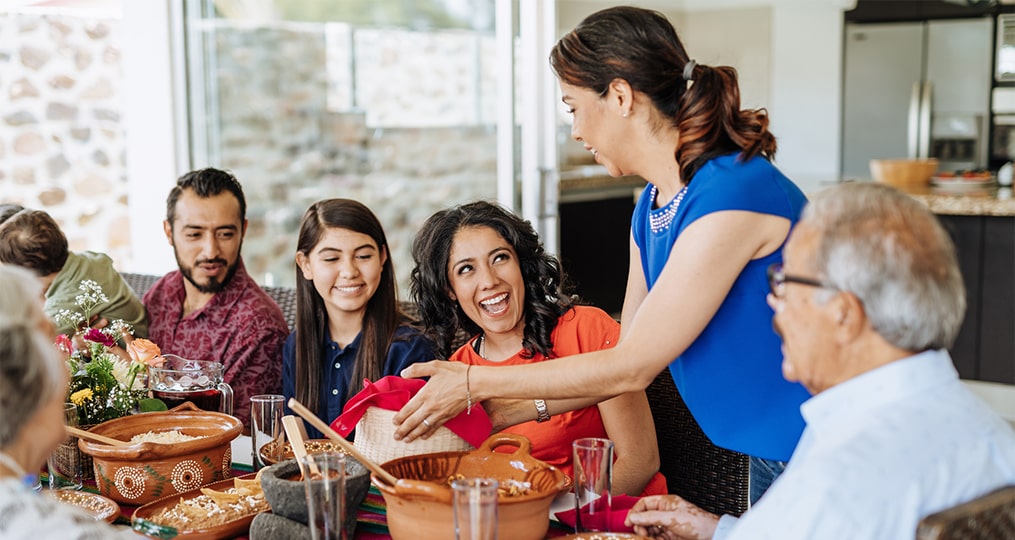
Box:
[715,349,1015,540]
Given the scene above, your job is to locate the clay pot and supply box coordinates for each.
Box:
[77,402,242,505]
[374,433,569,540]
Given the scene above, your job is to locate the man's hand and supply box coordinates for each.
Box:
[625,494,720,540]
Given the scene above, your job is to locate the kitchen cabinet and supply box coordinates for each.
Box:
[938,214,1015,384]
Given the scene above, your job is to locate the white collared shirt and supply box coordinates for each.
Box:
[716,349,1015,540]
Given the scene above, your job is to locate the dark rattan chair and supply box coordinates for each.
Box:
[263,285,297,331]
[120,272,161,298]
[646,369,750,517]
[916,485,1015,540]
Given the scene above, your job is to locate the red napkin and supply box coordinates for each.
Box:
[330,375,492,448]
[554,494,641,533]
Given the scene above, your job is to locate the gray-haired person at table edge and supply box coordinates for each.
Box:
[393,5,810,501]
[625,183,1015,539]
[0,264,141,538]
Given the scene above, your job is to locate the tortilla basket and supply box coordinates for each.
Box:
[353,406,474,464]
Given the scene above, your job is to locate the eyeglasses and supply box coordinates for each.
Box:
[766,262,838,299]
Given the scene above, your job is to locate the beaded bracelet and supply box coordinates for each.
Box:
[465,364,473,415]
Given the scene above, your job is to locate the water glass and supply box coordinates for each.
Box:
[573,437,614,532]
[47,403,83,490]
[303,452,347,540]
[453,478,498,540]
[250,394,284,470]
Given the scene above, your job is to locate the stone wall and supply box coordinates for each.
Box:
[0,14,130,266]
[1,15,499,291]
[200,21,498,288]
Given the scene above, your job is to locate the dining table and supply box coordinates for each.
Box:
[50,435,582,539]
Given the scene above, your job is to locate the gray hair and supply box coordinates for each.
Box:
[802,183,966,351]
[0,264,64,447]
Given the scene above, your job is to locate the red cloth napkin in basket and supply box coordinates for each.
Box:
[554,494,641,533]
[330,376,492,448]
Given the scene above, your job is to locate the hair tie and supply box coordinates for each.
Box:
[683,59,697,81]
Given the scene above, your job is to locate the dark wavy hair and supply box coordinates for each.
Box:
[410,201,575,360]
[550,6,776,183]
[294,199,403,412]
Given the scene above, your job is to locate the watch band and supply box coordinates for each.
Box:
[534,399,550,423]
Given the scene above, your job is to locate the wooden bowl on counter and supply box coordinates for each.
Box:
[374,433,569,540]
[77,402,242,505]
[870,158,939,187]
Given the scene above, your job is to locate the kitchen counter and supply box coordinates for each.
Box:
[897,186,1015,217]
[560,168,1015,217]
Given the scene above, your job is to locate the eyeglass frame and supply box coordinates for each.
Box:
[766,262,838,299]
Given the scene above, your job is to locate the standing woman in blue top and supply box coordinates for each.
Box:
[393,6,811,502]
[282,199,439,439]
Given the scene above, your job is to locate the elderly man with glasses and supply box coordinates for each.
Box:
[626,182,1015,540]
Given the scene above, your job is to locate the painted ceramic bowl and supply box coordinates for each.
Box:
[77,402,242,505]
[374,433,569,540]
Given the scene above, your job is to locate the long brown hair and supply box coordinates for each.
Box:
[293,199,402,413]
[550,6,776,183]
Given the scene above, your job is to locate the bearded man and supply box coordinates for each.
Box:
[145,168,288,427]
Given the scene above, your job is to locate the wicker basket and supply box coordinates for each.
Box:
[52,424,95,482]
[353,406,473,465]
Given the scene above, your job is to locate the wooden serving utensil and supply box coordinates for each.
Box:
[287,398,399,487]
[282,415,321,478]
[66,426,127,447]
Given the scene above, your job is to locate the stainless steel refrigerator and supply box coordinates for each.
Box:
[841,18,994,179]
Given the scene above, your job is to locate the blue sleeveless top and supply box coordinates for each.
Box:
[631,153,810,461]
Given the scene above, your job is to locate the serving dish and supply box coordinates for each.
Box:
[557,534,652,540]
[374,433,568,540]
[45,489,119,523]
[257,438,345,466]
[78,402,242,505]
[931,175,996,188]
[132,473,264,540]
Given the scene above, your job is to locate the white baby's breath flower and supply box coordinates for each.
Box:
[53,309,85,328]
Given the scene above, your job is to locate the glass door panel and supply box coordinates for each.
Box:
[182,0,501,289]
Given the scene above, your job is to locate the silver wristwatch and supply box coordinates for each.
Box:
[534,399,550,423]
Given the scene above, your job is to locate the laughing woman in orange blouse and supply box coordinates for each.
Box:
[409,201,666,496]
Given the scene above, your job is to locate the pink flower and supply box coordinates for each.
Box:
[82,327,115,348]
[127,338,165,368]
[54,334,73,354]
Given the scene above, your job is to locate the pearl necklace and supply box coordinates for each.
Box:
[648,183,689,233]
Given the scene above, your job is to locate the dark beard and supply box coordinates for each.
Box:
[176,252,241,294]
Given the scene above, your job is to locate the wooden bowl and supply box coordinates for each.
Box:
[869,158,938,187]
[374,433,568,540]
[78,402,242,505]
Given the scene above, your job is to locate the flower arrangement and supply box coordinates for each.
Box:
[54,280,167,425]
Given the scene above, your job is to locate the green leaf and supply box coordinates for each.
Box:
[138,398,168,413]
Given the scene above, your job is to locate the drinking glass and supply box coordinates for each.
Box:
[452,478,498,540]
[573,437,614,532]
[302,452,347,540]
[250,394,284,470]
[47,403,83,490]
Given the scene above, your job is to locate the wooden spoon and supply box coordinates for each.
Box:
[282,415,321,478]
[66,426,127,447]
[287,398,399,487]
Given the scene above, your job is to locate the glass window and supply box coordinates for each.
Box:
[183,0,499,289]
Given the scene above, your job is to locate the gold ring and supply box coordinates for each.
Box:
[422,418,431,428]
